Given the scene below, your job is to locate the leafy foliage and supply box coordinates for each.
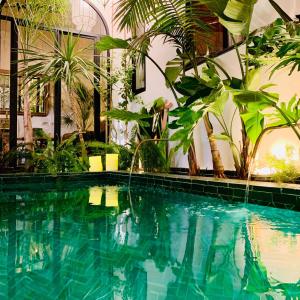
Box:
[103,97,171,172]
[169,66,228,153]
[20,34,103,91]
[115,0,210,50]
[199,0,257,36]
[32,134,87,174]
[96,36,130,52]
[103,109,151,127]
[267,96,300,127]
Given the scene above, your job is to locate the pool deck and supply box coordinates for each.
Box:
[0,171,299,211]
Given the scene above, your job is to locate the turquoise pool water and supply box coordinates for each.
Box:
[0,184,300,299]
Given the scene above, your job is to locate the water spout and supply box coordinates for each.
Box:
[128,138,169,189]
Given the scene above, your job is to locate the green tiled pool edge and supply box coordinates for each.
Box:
[0,171,299,211]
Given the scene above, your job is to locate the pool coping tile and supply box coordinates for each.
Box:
[0,171,299,211]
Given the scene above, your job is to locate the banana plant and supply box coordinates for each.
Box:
[170,0,299,179]
[163,0,259,178]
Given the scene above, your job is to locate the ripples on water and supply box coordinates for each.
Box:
[0,184,299,299]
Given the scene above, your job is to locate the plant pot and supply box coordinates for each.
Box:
[105,154,119,171]
[89,156,103,172]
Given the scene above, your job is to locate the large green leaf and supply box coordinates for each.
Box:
[177,109,203,126]
[233,90,278,106]
[205,91,229,116]
[165,57,183,87]
[103,109,150,127]
[267,95,300,127]
[246,68,261,90]
[174,76,213,105]
[174,76,203,96]
[96,36,129,52]
[241,110,264,144]
[199,0,257,35]
[170,128,193,154]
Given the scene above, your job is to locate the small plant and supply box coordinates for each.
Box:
[32,134,88,174]
[103,97,172,173]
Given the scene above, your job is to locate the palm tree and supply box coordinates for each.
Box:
[6,0,69,152]
[63,83,94,133]
[20,33,105,162]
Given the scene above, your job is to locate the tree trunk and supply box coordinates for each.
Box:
[23,75,34,152]
[240,121,251,179]
[204,115,225,178]
[78,131,88,163]
[188,141,200,176]
[69,89,88,165]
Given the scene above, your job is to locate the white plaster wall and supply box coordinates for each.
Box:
[252,0,297,30]
[296,1,300,15]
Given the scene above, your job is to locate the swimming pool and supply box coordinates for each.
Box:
[0,183,299,299]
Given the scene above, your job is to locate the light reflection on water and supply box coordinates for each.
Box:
[0,184,300,299]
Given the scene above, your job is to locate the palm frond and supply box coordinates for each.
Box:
[115,0,158,31]
[120,0,211,55]
[19,34,106,91]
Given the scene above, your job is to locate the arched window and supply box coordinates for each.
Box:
[0,0,110,150]
[69,0,109,36]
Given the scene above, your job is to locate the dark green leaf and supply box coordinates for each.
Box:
[96,36,129,52]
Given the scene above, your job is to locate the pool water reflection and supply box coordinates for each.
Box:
[0,184,300,299]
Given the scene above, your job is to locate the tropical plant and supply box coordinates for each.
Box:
[6,0,69,151]
[103,97,172,172]
[19,33,105,164]
[63,83,94,133]
[96,0,218,176]
[169,0,300,179]
[165,0,258,179]
[32,134,87,174]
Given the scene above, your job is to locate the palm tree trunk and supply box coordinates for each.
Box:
[69,89,88,165]
[188,141,200,176]
[240,122,251,179]
[23,72,34,152]
[204,115,225,178]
